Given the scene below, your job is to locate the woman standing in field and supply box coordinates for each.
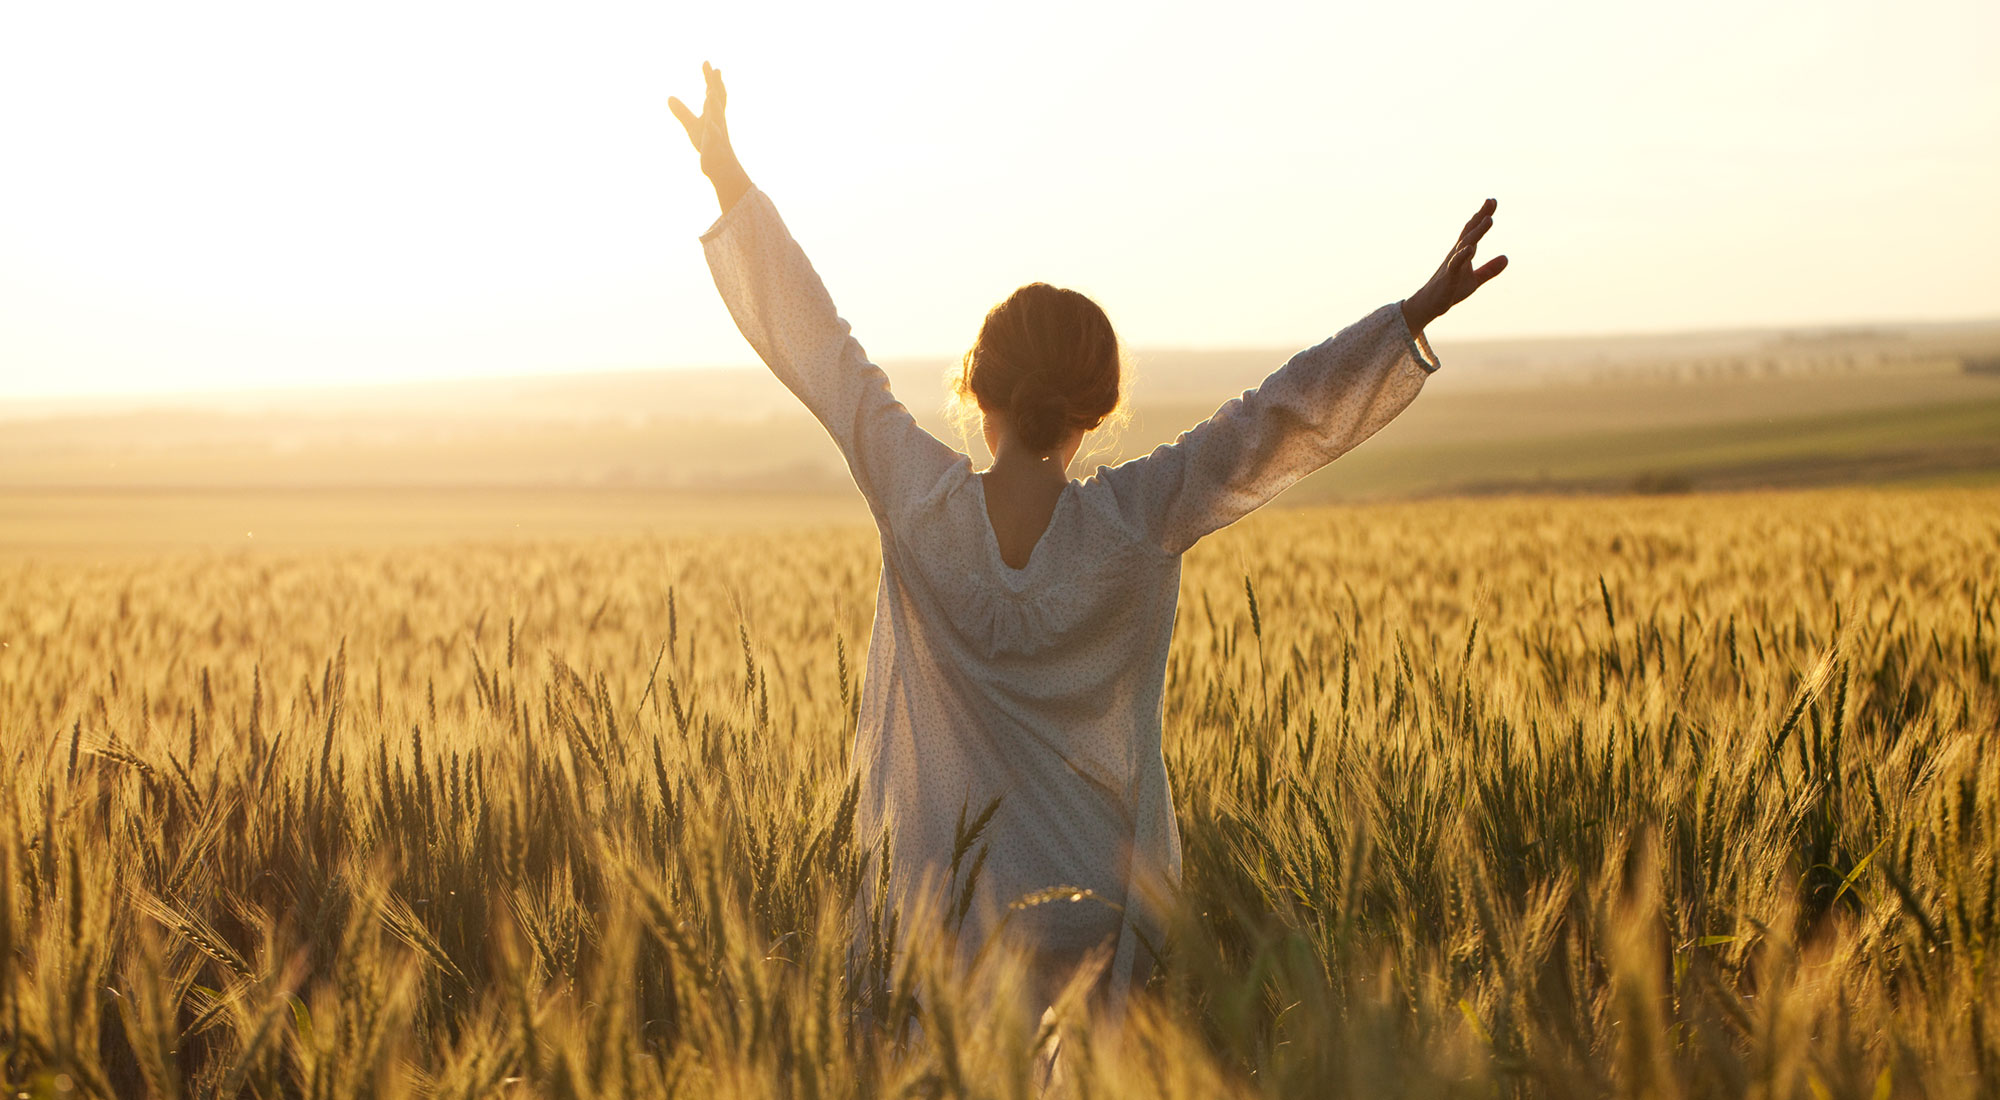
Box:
[668,63,1505,1019]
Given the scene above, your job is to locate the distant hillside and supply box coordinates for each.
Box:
[4,317,1999,499]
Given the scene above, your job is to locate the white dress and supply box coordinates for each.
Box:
[701,188,1440,1009]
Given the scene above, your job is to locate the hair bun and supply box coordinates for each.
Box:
[1008,379,1069,454]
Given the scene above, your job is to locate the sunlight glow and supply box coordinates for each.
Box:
[2,0,1996,399]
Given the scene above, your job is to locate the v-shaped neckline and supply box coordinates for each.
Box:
[972,473,1073,578]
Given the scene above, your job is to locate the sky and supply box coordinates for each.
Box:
[1,0,1996,399]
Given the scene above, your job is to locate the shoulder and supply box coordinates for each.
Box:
[1071,457,1184,564]
[876,448,976,526]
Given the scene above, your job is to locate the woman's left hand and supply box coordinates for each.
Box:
[1402,199,1507,335]
[669,62,753,213]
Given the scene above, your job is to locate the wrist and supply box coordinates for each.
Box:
[1400,297,1432,337]
[708,159,752,214]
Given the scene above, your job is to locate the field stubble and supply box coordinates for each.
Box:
[0,488,1996,1097]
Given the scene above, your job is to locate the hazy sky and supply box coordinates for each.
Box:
[2,0,1996,399]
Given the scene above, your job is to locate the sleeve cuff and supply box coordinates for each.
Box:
[698,186,770,244]
[1395,301,1442,374]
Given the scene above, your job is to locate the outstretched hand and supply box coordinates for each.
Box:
[669,62,752,214]
[1402,199,1507,336]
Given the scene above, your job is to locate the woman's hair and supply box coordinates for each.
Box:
[952,283,1123,455]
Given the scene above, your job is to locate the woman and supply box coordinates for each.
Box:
[669,63,1505,1016]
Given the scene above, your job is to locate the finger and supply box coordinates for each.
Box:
[668,96,698,135]
[1449,212,1496,267]
[1472,254,1509,287]
[1461,214,1494,251]
[1460,197,1495,236]
[1445,235,1479,270]
[706,62,726,110]
[669,97,706,148]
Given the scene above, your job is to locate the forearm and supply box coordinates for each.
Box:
[702,188,864,429]
[1154,303,1433,553]
[706,153,753,216]
[701,186,957,516]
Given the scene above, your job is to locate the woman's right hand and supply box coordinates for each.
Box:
[1401,199,1507,337]
[669,62,753,213]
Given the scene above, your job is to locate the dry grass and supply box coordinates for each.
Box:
[1,487,1995,1097]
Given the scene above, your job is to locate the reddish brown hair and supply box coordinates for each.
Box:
[954,283,1122,455]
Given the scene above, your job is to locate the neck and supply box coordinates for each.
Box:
[988,439,1069,483]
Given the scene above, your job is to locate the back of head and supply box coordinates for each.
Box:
[956,283,1122,454]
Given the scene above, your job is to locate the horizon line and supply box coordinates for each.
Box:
[7,311,1997,409]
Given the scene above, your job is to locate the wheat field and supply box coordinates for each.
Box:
[1,488,1996,1098]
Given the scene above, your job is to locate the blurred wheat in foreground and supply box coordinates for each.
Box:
[1,488,1996,1098]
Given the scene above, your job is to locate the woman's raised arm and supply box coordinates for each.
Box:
[668,65,959,524]
[1095,201,1508,556]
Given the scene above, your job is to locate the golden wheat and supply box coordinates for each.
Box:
[0,487,1995,1097]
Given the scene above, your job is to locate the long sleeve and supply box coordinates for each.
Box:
[1096,302,1439,556]
[701,188,960,521]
